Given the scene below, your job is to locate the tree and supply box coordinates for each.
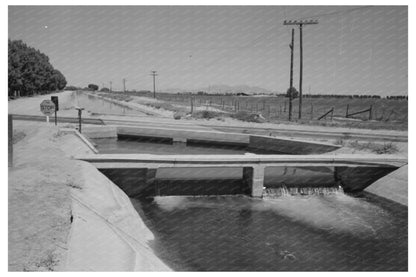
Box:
[8,39,67,97]
[286,87,299,99]
[88,84,99,91]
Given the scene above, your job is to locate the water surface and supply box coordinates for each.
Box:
[131,193,407,271]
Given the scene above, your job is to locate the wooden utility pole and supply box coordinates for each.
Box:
[110,81,112,93]
[150,71,158,98]
[288,28,294,121]
[284,19,318,119]
[123,78,126,92]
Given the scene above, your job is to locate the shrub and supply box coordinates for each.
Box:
[64,85,80,91]
[192,110,222,120]
[88,84,99,91]
[349,141,398,154]
[231,111,266,123]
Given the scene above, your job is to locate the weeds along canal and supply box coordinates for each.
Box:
[91,136,407,271]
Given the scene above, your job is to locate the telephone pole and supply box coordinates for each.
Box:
[283,19,318,119]
[150,71,158,98]
[109,81,112,93]
[123,78,126,93]
[288,28,294,121]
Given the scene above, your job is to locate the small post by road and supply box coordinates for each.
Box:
[8,114,13,167]
[76,107,84,133]
[190,96,194,114]
[51,96,59,126]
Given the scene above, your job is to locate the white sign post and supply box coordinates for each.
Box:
[40,100,56,124]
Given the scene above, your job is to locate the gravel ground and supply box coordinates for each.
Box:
[8,121,86,271]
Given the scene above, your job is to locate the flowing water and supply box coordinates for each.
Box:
[91,126,407,271]
[131,194,407,271]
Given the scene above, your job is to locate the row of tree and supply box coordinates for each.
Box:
[8,40,67,97]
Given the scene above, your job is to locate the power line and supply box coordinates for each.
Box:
[294,6,374,21]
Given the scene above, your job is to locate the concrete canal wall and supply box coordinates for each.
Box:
[365,165,408,206]
[56,130,170,271]
[83,125,341,154]
[65,162,171,271]
[44,126,171,271]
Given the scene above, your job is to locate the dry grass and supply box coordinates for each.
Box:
[349,141,399,154]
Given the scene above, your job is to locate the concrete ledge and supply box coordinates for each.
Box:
[365,165,408,206]
[60,128,99,154]
[76,153,407,168]
[249,135,340,154]
[65,161,171,271]
[116,125,341,154]
[117,126,249,145]
[83,126,118,139]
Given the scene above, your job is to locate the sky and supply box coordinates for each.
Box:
[8,5,408,95]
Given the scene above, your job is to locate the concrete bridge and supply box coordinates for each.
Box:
[76,154,407,197]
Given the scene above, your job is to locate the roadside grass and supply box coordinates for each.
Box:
[230,111,266,123]
[12,130,26,144]
[35,252,58,271]
[349,140,399,154]
[334,138,345,146]
[191,110,225,120]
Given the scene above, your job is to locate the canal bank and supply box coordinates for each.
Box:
[8,121,170,271]
[8,92,408,271]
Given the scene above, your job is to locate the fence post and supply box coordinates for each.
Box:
[310,103,314,120]
[8,114,13,168]
[369,105,373,120]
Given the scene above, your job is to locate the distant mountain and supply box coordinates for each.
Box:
[164,84,275,95]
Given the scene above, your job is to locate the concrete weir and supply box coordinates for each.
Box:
[76,153,406,198]
[83,125,342,154]
[78,125,407,198]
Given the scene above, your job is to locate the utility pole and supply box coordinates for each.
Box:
[284,19,318,119]
[109,81,112,93]
[288,28,294,121]
[123,78,126,93]
[150,71,158,98]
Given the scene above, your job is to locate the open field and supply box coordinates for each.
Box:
[99,91,408,131]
